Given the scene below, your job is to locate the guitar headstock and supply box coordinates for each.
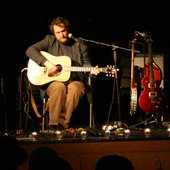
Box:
[101,65,117,77]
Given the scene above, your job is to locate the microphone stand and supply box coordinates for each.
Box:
[79,37,140,131]
[112,46,121,126]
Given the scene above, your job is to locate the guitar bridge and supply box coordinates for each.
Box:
[149,92,157,98]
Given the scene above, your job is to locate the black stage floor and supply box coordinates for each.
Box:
[16,129,170,144]
[2,121,169,143]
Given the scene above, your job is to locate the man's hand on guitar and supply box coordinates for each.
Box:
[90,66,100,76]
[44,60,59,77]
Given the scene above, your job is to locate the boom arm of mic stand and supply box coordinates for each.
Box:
[79,37,140,53]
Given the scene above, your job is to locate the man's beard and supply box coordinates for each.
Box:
[59,37,67,44]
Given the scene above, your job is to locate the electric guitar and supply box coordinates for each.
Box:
[129,35,138,116]
[27,51,115,85]
[138,34,164,114]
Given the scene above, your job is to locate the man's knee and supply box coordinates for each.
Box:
[47,82,66,94]
[68,81,85,95]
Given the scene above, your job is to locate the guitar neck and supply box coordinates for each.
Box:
[67,66,104,73]
[130,39,136,88]
[147,38,155,87]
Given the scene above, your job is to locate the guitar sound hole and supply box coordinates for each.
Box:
[56,64,62,73]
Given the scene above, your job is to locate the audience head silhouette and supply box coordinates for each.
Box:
[95,154,134,170]
[58,157,73,170]
[28,146,72,170]
[0,135,27,170]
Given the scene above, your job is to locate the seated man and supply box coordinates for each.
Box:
[26,16,99,130]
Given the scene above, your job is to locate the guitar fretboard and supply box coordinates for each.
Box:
[64,67,95,72]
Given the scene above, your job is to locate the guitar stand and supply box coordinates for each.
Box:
[129,113,163,129]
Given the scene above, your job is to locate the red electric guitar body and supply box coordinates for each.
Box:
[139,74,163,114]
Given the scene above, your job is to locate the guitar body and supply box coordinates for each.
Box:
[138,75,164,114]
[27,51,72,85]
[142,63,162,83]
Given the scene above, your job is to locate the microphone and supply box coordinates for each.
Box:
[135,31,147,37]
[68,33,78,42]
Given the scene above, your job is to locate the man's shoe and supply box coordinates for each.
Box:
[49,125,58,131]
[49,124,64,131]
[56,124,65,130]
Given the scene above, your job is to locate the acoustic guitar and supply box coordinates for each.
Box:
[27,51,115,85]
[138,34,164,114]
